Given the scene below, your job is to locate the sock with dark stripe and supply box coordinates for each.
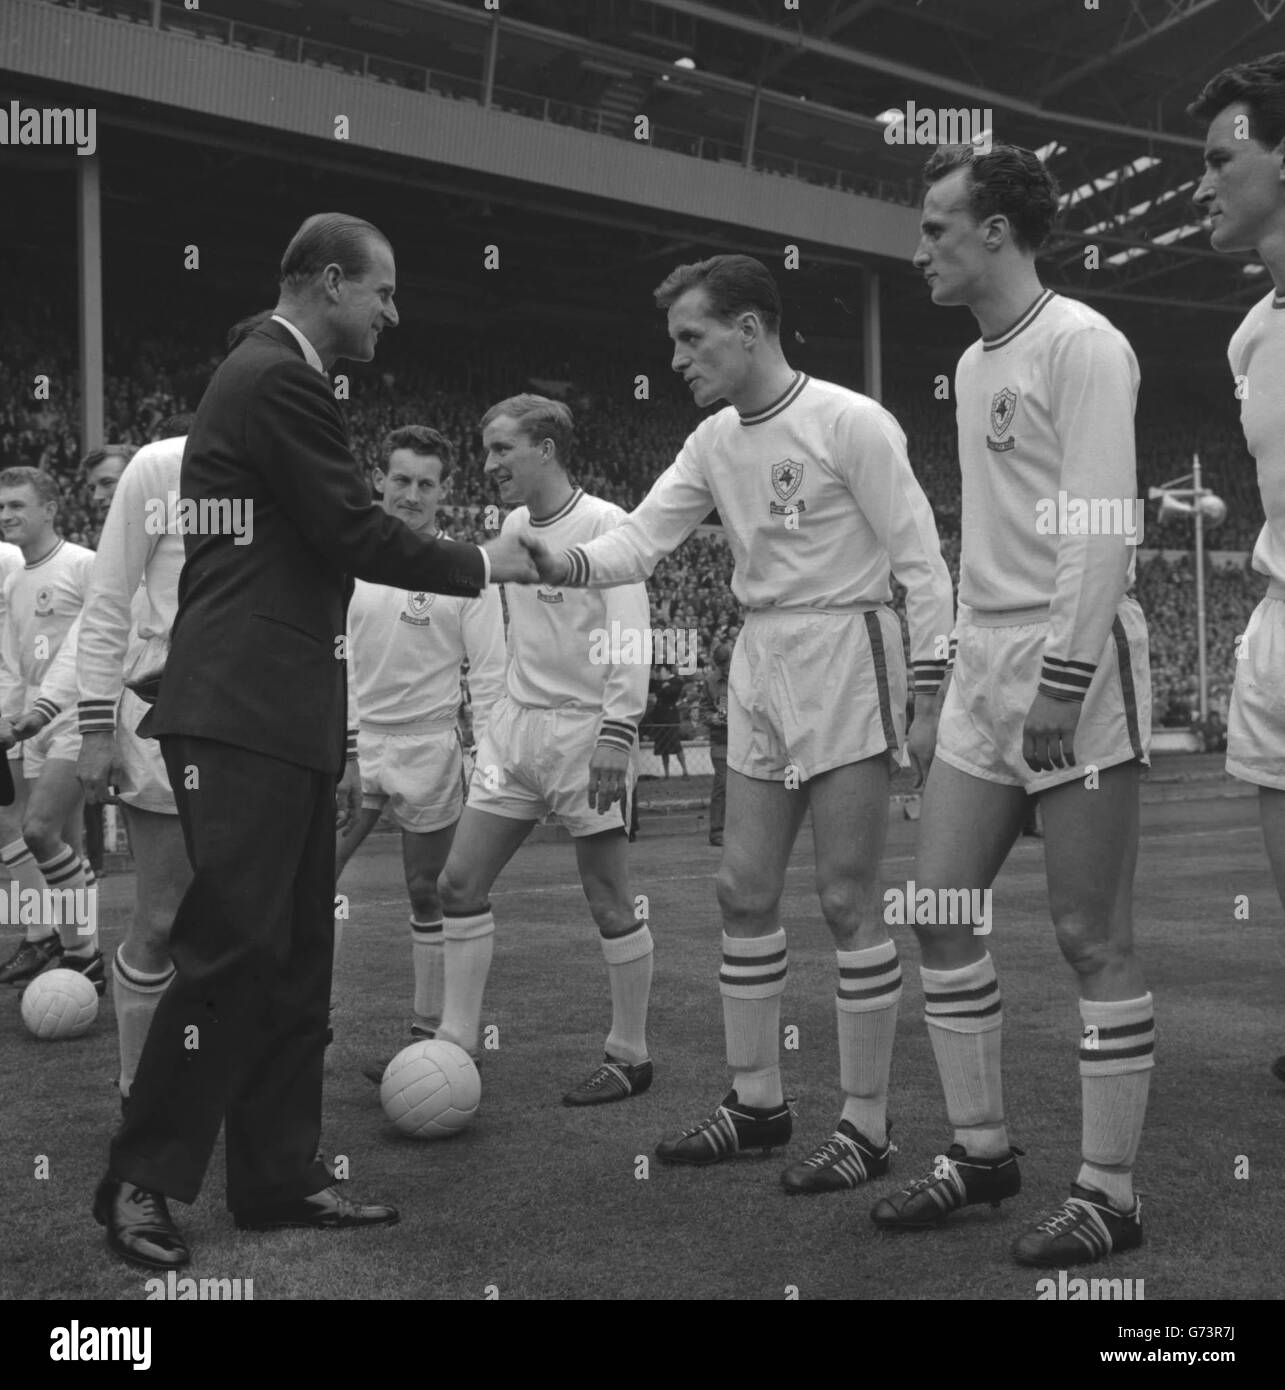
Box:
[411,916,444,1031]
[36,846,95,955]
[1077,993,1154,1211]
[80,856,97,888]
[922,954,1008,1158]
[836,939,901,1146]
[720,929,787,1109]
[601,921,653,1065]
[1,839,49,941]
[438,910,495,1054]
[112,947,175,1097]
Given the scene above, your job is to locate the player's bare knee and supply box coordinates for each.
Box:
[1052,914,1122,977]
[715,866,780,928]
[436,867,479,916]
[817,879,871,935]
[408,879,441,920]
[21,821,58,861]
[589,897,635,938]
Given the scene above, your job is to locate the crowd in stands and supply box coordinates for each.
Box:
[0,276,1268,740]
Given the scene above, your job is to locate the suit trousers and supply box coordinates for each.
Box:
[108,735,335,1211]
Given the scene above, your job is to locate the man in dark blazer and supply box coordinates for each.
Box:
[93,213,538,1269]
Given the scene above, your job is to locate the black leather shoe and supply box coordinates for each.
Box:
[93,1177,190,1270]
[233,1184,399,1231]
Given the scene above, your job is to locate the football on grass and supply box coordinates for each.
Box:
[380,1039,480,1138]
[21,968,98,1039]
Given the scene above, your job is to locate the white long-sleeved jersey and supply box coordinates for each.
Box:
[561,374,955,695]
[0,539,95,723]
[1228,288,1285,588]
[69,436,186,733]
[954,291,1141,701]
[345,535,506,753]
[502,488,650,750]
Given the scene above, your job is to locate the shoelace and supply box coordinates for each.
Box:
[582,1066,616,1091]
[1033,1200,1088,1237]
[803,1134,857,1168]
[678,1108,727,1139]
[126,1187,170,1224]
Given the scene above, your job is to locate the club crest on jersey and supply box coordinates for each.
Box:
[769,458,807,515]
[537,586,565,604]
[398,591,434,627]
[987,387,1018,452]
[34,586,54,617]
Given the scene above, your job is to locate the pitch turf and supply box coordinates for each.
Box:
[2,768,1281,1301]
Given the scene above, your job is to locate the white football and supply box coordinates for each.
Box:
[380,1039,480,1139]
[21,968,99,1040]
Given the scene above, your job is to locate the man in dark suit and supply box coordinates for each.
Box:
[93,213,538,1269]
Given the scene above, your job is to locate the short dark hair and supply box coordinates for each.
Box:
[80,444,137,474]
[922,143,1060,252]
[1187,53,1285,148]
[0,466,60,509]
[479,394,575,463]
[226,309,274,352]
[279,213,391,293]
[654,254,783,336]
[153,413,195,439]
[380,424,456,479]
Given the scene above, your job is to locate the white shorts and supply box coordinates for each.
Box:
[358,723,465,834]
[728,606,906,782]
[22,707,81,780]
[466,696,632,838]
[937,597,1151,794]
[1226,583,1285,791]
[114,688,177,815]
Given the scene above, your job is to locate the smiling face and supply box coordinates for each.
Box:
[1194,101,1285,254]
[0,483,55,551]
[375,448,445,535]
[667,287,754,409]
[914,167,995,307]
[482,414,552,508]
[332,235,399,362]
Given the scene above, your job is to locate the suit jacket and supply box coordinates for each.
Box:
[143,319,485,774]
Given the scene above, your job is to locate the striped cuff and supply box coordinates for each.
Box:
[596,719,636,754]
[1039,655,1096,703]
[345,729,359,760]
[78,699,118,735]
[31,699,58,727]
[564,546,591,587]
[912,659,948,697]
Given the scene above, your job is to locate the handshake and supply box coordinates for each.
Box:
[480,533,571,586]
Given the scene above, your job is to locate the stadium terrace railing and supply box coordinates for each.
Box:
[51,0,920,208]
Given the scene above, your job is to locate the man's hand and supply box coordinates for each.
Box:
[1023,691,1081,773]
[78,730,120,805]
[10,710,47,741]
[0,719,16,752]
[588,744,631,814]
[481,533,540,585]
[906,708,939,788]
[521,535,570,587]
[336,757,362,832]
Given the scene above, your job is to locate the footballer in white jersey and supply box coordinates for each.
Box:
[70,428,194,1107]
[0,468,100,993]
[873,143,1153,1269]
[332,426,506,1074]
[1190,53,1285,1087]
[525,255,955,1185]
[431,395,656,1107]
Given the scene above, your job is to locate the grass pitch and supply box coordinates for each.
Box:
[2,765,1281,1301]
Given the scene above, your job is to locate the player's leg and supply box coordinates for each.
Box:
[332,805,382,975]
[1010,762,1150,1266]
[435,807,534,1054]
[0,764,57,984]
[1260,789,1285,1084]
[562,825,655,1104]
[22,757,100,987]
[655,768,807,1163]
[871,757,1028,1229]
[113,805,190,1104]
[781,754,899,1193]
[401,821,456,1034]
